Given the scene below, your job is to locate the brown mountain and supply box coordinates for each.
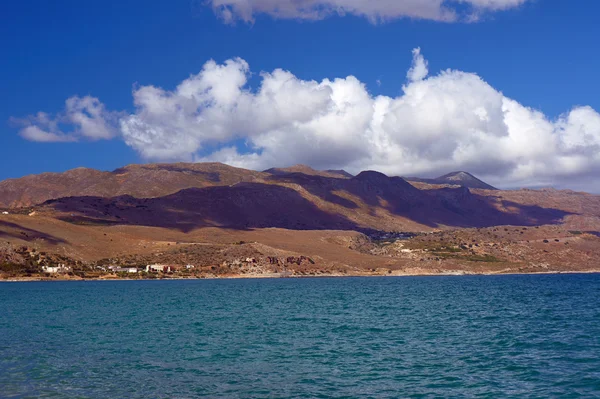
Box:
[0,163,265,208]
[2,162,599,234]
[34,169,576,233]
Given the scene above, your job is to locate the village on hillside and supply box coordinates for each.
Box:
[2,221,600,280]
[0,242,320,279]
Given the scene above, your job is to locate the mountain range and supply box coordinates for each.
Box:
[2,162,600,279]
[0,164,500,209]
[1,163,598,232]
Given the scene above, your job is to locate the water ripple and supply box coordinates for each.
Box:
[1,275,599,398]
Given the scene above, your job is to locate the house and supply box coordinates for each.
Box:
[107,265,139,273]
[185,264,195,269]
[42,264,72,273]
[1,211,8,215]
[115,267,139,273]
[145,264,172,273]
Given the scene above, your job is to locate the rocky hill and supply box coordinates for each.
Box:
[2,163,600,234]
[0,163,264,208]
[32,169,578,233]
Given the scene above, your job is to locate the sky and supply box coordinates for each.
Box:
[1,0,600,191]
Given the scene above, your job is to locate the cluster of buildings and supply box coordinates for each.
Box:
[42,264,193,274]
[97,264,196,274]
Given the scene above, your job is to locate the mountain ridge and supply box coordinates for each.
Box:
[2,162,598,235]
[29,168,578,234]
[0,164,501,208]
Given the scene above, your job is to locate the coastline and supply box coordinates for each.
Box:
[2,269,600,282]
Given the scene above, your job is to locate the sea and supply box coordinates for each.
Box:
[1,274,599,398]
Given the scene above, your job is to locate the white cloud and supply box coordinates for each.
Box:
[16,48,600,190]
[120,58,335,160]
[14,96,121,143]
[118,49,600,189]
[206,0,531,23]
[406,47,429,82]
[19,125,77,143]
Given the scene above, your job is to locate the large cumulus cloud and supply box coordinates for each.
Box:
[16,49,600,190]
[205,0,531,23]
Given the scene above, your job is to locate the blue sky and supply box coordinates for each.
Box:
[1,0,600,189]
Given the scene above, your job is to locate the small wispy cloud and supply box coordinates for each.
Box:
[406,47,429,82]
[206,0,531,24]
[12,96,123,143]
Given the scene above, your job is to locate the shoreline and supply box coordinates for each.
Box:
[2,269,600,282]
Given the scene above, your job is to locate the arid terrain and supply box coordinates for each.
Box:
[1,163,599,280]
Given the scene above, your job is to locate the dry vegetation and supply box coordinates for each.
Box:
[1,212,599,281]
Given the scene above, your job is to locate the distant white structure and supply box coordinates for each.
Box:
[185,264,195,269]
[108,265,139,273]
[1,211,8,215]
[145,264,172,273]
[42,264,72,273]
[116,267,139,273]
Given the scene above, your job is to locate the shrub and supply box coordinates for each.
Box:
[466,255,501,263]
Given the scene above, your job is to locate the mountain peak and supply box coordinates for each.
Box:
[442,171,472,178]
[354,170,389,181]
[405,171,497,190]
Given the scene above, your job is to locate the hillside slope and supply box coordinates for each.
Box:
[0,163,265,207]
[2,163,599,235]
[36,171,574,233]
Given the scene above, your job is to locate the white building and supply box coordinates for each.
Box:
[42,264,72,273]
[115,267,139,273]
[108,265,139,273]
[145,264,172,273]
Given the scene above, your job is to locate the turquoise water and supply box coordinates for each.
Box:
[1,275,600,398]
